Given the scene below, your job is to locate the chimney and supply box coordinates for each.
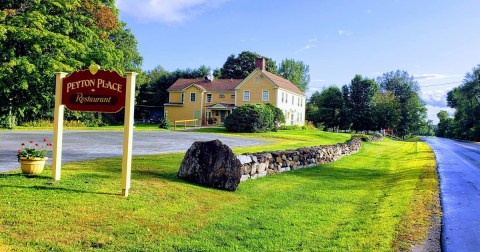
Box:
[255,58,266,71]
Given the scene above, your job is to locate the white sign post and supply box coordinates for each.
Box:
[52,67,137,197]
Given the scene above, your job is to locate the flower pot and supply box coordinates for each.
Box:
[19,157,48,175]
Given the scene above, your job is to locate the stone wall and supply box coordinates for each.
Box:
[236,137,362,182]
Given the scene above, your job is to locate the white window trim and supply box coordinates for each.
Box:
[206,93,212,103]
[243,90,250,101]
[190,92,196,102]
[262,90,269,101]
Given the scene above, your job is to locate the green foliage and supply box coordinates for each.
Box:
[136,65,212,119]
[306,86,343,129]
[349,75,378,131]
[16,138,51,161]
[373,91,401,130]
[278,58,310,92]
[224,104,276,133]
[158,117,170,129]
[0,1,142,124]
[220,51,277,79]
[377,70,427,137]
[439,65,480,141]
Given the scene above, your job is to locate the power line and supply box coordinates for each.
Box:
[419,81,462,87]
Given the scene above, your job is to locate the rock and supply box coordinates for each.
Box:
[178,139,242,191]
[240,174,250,182]
[257,163,267,173]
[236,154,252,165]
[258,171,268,177]
[250,163,258,175]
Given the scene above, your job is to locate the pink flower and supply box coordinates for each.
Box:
[43,138,48,142]
[29,140,33,143]
[35,144,39,147]
[17,149,22,153]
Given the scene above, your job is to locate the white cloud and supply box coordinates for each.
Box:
[296,38,318,53]
[414,73,462,81]
[421,90,449,108]
[116,0,228,24]
[337,29,352,36]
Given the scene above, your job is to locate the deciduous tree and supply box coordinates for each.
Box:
[0,0,142,124]
[278,59,310,92]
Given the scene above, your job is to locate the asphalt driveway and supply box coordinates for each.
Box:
[423,137,480,252]
[0,130,268,173]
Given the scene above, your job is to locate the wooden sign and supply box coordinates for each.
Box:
[53,65,137,197]
[62,65,126,113]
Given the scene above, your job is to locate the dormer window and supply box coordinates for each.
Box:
[190,92,196,102]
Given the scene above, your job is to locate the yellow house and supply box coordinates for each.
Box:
[164,58,307,126]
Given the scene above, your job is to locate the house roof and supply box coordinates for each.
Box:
[261,70,305,96]
[206,103,236,109]
[167,78,242,92]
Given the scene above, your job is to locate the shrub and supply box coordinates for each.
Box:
[158,118,170,129]
[224,104,276,133]
[302,120,317,131]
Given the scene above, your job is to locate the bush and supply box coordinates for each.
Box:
[158,118,170,129]
[302,120,317,131]
[224,104,276,133]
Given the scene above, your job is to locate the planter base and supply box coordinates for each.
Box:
[19,157,47,175]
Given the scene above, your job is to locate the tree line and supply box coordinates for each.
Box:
[436,65,480,141]
[306,70,427,138]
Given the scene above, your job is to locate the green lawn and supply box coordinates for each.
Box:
[4,124,162,131]
[0,130,438,251]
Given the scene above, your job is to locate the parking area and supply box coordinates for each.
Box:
[1,130,267,173]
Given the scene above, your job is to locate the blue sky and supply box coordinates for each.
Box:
[116,0,480,124]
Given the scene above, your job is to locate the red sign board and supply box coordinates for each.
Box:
[62,68,126,113]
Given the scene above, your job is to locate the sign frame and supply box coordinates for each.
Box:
[53,66,137,197]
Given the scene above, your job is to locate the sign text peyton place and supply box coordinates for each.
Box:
[62,68,126,113]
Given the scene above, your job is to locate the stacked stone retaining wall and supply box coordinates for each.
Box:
[236,137,363,182]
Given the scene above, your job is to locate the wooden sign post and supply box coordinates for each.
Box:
[53,65,137,197]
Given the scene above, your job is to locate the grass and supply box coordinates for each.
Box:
[0,131,438,251]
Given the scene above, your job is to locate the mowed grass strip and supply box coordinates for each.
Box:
[0,132,438,251]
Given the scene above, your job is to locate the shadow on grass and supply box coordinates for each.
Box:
[0,173,52,180]
[0,184,118,196]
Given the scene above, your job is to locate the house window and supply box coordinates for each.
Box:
[231,94,235,98]
[285,94,288,103]
[292,96,294,105]
[254,76,260,83]
[206,111,212,118]
[219,94,225,98]
[243,90,250,101]
[206,94,212,103]
[181,93,184,102]
[262,90,269,101]
[281,92,284,103]
[190,92,196,102]
[215,111,219,116]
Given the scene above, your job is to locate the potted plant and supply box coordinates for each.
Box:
[17,139,52,175]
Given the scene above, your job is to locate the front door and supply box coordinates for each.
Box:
[220,111,227,123]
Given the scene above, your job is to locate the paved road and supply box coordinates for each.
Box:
[0,130,268,173]
[423,137,480,252]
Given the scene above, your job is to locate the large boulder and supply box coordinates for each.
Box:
[177,139,242,191]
